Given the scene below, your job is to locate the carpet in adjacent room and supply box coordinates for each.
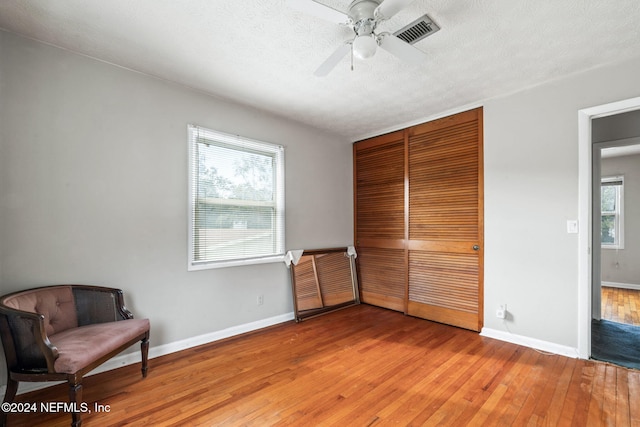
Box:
[591,319,640,370]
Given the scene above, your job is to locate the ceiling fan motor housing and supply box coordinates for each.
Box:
[348,0,382,35]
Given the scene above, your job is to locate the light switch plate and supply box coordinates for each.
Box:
[567,220,579,234]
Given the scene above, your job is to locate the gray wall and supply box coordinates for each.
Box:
[600,153,640,285]
[4,26,640,388]
[593,110,640,142]
[0,31,353,387]
[483,56,640,346]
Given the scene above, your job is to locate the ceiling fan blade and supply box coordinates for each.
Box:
[379,34,427,66]
[314,43,351,77]
[286,0,348,24]
[375,0,417,20]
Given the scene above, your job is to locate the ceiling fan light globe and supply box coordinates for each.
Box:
[353,35,377,59]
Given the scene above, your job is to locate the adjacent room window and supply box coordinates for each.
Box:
[188,125,285,270]
[601,175,624,249]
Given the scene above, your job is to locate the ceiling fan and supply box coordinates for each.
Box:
[288,0,431,76]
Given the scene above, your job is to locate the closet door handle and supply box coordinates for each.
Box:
[472,245,480,251]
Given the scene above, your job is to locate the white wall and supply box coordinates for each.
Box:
[0,31,353,387]
[483,56,640,349]
[600,154,640,285]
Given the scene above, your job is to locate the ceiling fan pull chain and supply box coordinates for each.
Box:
[351,42,355,71]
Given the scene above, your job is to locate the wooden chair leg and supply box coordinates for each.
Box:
[68,377,83,427]
[141,331,149,378]
[1,377,19,427]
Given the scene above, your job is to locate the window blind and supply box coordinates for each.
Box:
[188,125,285,269]
[600,175,624,249]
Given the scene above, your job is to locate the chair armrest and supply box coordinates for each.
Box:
[0,306,59,373]
[72,285,134,326]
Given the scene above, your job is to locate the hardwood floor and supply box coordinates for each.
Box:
[602,286,640,326]
[6,304,640,426]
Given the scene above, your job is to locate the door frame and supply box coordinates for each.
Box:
[577,96,640,358]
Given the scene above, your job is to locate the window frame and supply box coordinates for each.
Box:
[187,125,285,270]
[600,175,624,250]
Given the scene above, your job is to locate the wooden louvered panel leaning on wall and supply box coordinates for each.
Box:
[290,247,360,321]
[354,108,484,331]
[293,256,324,312]
[315,252,356,307]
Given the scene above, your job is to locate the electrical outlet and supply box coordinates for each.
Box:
[496,304,507,319]
[257,295,264,306]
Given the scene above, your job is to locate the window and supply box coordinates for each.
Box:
[188,125,285,270]
[601,175,624,249]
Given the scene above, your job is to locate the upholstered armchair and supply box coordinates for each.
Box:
[0,285,150,427]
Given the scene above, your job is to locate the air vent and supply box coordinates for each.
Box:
[393,14,440,45]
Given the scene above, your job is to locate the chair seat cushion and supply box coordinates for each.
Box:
[49,319,150,374]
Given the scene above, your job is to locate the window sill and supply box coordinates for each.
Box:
[188,255,285,271]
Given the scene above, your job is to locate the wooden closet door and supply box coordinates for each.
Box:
[407,108,484,331]
[354,131,406,312]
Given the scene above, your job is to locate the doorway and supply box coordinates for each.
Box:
[591,135,640,369]
[578,97,640,365]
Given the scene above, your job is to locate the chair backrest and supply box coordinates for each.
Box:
[2,286,78,336]
[0,285,132,374]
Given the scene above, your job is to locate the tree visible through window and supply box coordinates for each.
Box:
[601,176,624,249]
[188,125,285,269]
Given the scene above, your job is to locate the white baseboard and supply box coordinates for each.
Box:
[1,311,295,397]
[147,311,295,360]
[480,327,580,359]
[602,281,640,291]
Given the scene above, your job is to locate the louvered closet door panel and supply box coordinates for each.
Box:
[408,251,479,328]
[355,132,405,243]
[409,122,479,242]
[407,108,484,331]
[354,131,406,312]
[357,247,406,312]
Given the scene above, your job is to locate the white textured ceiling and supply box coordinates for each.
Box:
[1,0,640,141]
